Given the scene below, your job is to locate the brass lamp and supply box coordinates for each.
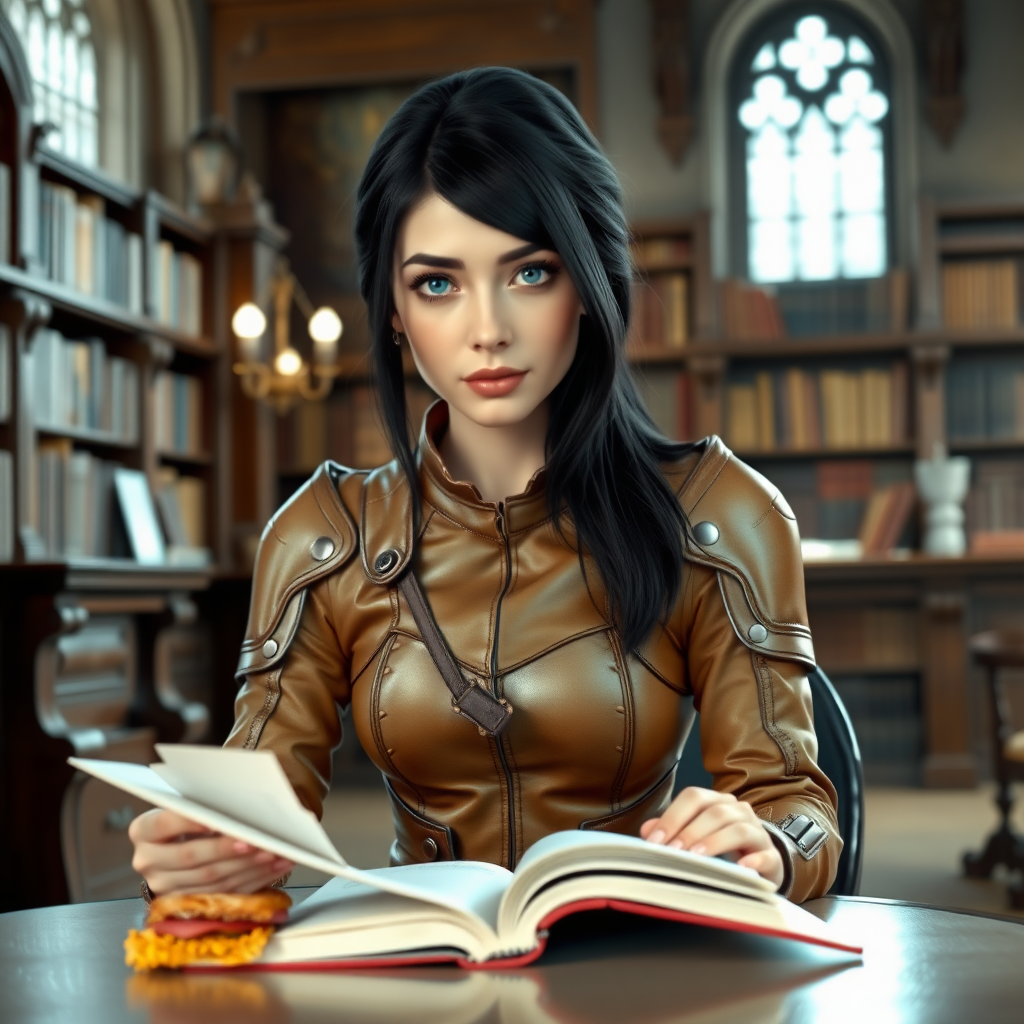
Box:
[231,257,344,413]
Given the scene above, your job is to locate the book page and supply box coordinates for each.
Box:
[151,744,341,864]
[66,753,496,917]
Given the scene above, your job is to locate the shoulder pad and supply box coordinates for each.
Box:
[360,458,414,586]
[236,461,359,679]
[674,438,815,669]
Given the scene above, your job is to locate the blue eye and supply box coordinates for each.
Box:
[517,266,548,285]
[424,277,450,295]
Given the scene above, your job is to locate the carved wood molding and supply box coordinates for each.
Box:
[923,0,965,148]
[648,0,692,166]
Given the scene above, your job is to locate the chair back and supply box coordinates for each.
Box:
[672,665,864,896]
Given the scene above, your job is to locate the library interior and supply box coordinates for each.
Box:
[3,0,1024,1019]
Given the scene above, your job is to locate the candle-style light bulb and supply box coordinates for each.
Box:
[308,306,343,364]
[274,347,303,377]
[232,302,267,362]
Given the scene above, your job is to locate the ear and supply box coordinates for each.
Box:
[391,311,404,334]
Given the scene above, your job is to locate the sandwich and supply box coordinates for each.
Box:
[125,889,292,971]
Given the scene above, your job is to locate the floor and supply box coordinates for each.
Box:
[290,780,1024,918]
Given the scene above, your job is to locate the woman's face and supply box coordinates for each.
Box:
[391,193,584,429]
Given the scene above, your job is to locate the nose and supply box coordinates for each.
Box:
[468,288,510,352]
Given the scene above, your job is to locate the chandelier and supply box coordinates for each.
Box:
[231,256,344,413]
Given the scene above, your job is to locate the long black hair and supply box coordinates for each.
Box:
[354,67,694,653]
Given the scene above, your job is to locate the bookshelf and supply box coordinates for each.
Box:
[0,30,294,908]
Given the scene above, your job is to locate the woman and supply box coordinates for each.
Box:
[130,67,839,902]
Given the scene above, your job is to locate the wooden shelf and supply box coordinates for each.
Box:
[737,444,915,461]
[0,263,217,355]
[149,191,214,245]
[939,234,1024,255]
[36,423,137,449]
[36,147,137,210]
[821,663,922,677]
[948,438,1024,453]
[628,329,1024,362]
[158,449,213,467]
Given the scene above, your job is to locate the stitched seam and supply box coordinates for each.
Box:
[423,503,507,541]
[242,669,281,749]
[752,652,800,775]
[486,734,510,867]
[608,630,635,811]
[634,649,687,694]
[580,758,679,829]
[370,634,424,808]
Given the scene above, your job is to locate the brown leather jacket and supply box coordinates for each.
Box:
[226,402,840,902]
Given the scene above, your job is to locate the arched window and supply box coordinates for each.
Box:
[733,7,891,283]
[1,0,98,167]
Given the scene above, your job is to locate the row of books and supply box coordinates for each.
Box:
[965,459,1024,554]
[0,449,11,562]
[631,235,691,269]
[715,272,910,341]
[809,606,920,670]
[726,363,910,452]
[629,272,688,348]
[35,440,125,559]
[153,371,204,456]
[0,325,9,422]
[153,239,203,336]
[39,182,144,312]
[32,329,140,441]
[761,459,916,546]
[0,162,9,264]
[831,674,922,785]
[277,383,437,475]
[776,272,909,338]
[633,369,692,442]
[155,467,207,551]
[942,259,1019,329]
[946,358,1024,441]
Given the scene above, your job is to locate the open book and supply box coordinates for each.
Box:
[69,747,862,967]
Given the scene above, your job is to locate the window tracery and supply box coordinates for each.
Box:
[736,11,890,283]
[1,0,98,167]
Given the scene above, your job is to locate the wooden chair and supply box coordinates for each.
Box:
[962,630,1024,908]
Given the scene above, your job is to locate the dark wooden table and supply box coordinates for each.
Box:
[2,892,1023,1023]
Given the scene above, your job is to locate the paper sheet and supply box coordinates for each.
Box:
[67,750,475,914]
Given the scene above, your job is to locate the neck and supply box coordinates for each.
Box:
[438,402,549,504]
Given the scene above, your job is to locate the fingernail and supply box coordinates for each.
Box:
[233,841,250,853]
[648,830,666,844]
[691,843,707,855]
[669,838,685,850]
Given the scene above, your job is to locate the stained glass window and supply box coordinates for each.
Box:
[1,0,98,166]
[736,12,890,283]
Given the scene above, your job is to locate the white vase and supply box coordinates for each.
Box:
[914,447,971,556]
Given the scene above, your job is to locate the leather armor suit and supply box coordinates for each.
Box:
[226,402,840,902]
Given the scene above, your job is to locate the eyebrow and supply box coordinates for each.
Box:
[400,243,545,271]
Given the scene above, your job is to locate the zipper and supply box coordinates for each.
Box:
[491,501,517,869]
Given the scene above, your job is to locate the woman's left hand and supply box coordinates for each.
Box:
[640,787,784,890]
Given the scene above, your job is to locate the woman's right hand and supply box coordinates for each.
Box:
[129,809,295,897]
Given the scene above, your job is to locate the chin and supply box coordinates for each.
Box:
[452,396,541,428]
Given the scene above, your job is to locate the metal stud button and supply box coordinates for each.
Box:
[692,521,720,546]
[310,536,335,561]
[262,639,279,658]
[421,837,438,860]
[748,623,768,644]
[374,549,398,574]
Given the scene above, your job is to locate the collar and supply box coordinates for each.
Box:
[416,401,554,536]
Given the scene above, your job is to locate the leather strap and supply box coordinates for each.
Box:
[395,570,513,738]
